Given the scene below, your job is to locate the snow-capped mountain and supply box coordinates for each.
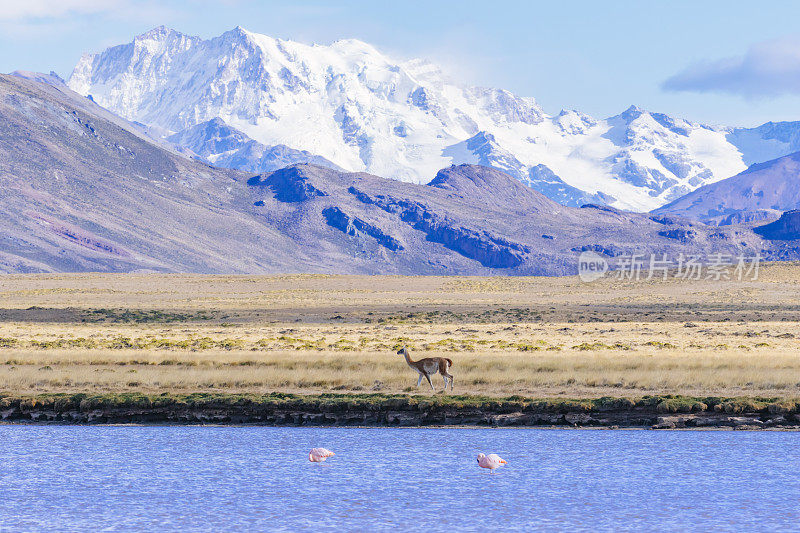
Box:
[68,26,800,211]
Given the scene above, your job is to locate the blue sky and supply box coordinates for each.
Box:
[3,0,800,126]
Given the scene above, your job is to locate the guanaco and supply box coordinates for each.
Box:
[397,346,453,391]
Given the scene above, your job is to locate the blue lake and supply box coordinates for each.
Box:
[0,426,798,532]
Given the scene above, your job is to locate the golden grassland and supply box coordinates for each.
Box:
[1,262,800,398]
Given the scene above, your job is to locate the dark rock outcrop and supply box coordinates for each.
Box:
[349,191,529,268]
[755,210,800,240]
[248,166,328,202]
[322,207,403,251]
[718,210,779,226]
[571,244,622,257]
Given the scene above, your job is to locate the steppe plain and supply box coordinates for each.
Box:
[1,263,799,399]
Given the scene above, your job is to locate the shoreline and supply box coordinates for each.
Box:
[2,393,799,430]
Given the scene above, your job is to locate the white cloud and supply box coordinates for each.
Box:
[0,0,125,21]
[0,0,180,42]
[663,37,800,98]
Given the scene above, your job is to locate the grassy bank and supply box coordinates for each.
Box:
[2,392,799,428]
[4,392,799,414]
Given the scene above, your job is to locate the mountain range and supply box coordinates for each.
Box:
[67,26,800,212]
[3,26,800,275]
[2,72,787,275]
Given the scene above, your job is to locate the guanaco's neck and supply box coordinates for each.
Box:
[402,349,415,366]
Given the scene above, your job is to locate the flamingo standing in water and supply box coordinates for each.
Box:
[476,453,507,473]
[309,448,335,462]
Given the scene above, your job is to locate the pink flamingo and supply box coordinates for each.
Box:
[309,448,335,462]
[476,453,507,473]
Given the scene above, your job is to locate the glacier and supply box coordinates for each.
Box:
[68,26,800,212]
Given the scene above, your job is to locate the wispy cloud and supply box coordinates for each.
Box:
[0,0,180,41]
[663,37,800,98]
[0,0,125,21]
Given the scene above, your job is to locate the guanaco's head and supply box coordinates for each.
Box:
[396,346,408,356]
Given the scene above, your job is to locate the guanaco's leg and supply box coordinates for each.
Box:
[416,374,423,387]
[442,372,453,391]
[424,373,435,391]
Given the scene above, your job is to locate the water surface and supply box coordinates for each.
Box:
[0,426,798,531]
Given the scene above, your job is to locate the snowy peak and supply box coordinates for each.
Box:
[613,105,645,123]
[69,26,800,212]
[67,25,546,173]
[134,25,185,41]
[554,110,596,135]
[69,26,203,100]
[605,105,694,145]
